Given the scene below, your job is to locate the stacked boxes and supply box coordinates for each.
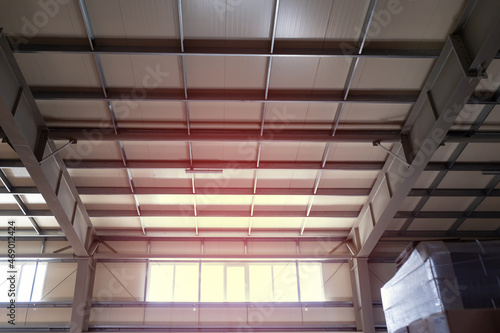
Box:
[381,241,500,333]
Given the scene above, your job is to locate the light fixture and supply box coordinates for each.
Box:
[185,168,224,174]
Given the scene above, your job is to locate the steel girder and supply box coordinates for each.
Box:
[348,0,500,257]
[0,30,97,256]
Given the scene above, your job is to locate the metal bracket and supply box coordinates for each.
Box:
[39,139,77,164]
[373,141,410,167]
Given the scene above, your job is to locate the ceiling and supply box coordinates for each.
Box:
[1,0,500,256]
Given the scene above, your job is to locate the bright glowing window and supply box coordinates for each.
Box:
[0,262,47,302]
[147,261,324,302]
[200,264,224,301]
[226,266,245,301]
[299,262,325,301]
[249,265,273,301]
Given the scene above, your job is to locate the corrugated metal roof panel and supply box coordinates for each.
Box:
[14,53,100,87]
[350,58,435,90]
[365,0,466,42]
[325,0,370,40]
[99,54,183,88]
[86,0,178,38]
[0,0,86,37]
[275,0,333,39]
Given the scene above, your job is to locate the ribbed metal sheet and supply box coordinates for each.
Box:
[85,0,179,38]
[275,0,333,39]
[0,0,86,37]
[350,58,435,90]
[99,54,183,88]
[14,53,100,87]
[366,0,467,42]
[183,0,274,39]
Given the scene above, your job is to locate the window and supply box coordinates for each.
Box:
[147,261,323,302]
[0,262,47,302]
[299,262,325,301]
[146,263,199,302]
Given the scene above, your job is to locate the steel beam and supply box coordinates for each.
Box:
[2,208,500,219]
[70,257,96,333]
[0,31,96,256]
[348,0,500,257]
[2,159,500,172]
[4,185,499,197]
[349,258,375,333]
[2,127,499,144]
[28,87,500,104]
[10,38,444,58]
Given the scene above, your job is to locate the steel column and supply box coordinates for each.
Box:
[349,258,375,333]
[70,257,97,333]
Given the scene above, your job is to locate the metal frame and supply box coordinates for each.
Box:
[348,0,500,257]
[0,31,97,257]
[26,88,500,104]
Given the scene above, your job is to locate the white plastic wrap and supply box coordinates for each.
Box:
[381,241,463,333]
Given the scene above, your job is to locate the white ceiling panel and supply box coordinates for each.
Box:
[276,0,333,39]
[143,216,195,228]
[457,219,500,231]
[251,217,303,229]
[296,142,327,161]
[438,172,493,189]
[327,143,391,161]
[85,0,179,38]
[35,216,60,228]
[305,217,355,230]
[60,141,121,160]
[0,216,34,228]
[183,0,273,39]
[269,57,319,89]
[124,142,189,160]
[14,53,100,87]
[319,170,379,188]
[198,217,249,229]
[0,0,86,37]
[422,197,476,211]
[475,197,500,211]
[186,56,267,89]
[407,218,455,231]
[289,170,318,188]
[325,0,370,40]
[350,58,435,90]
[113,101,186,125]
[313,58,351,89]
[366,0,466,42]
[457,143,500,162]
[312,195,366,207]
[99,54,183,88]
[339,103,411,129]
[69,169,129,187]
[81,195,135,210]
[37,100,109,125]
[137,195,194,206]
[90,217,141,228]
[260,142,300,161]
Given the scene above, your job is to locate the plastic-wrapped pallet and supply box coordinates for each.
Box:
[381,240,500,333]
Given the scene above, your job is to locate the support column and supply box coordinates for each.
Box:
[349,258,375,333]
[70,257,96,333]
